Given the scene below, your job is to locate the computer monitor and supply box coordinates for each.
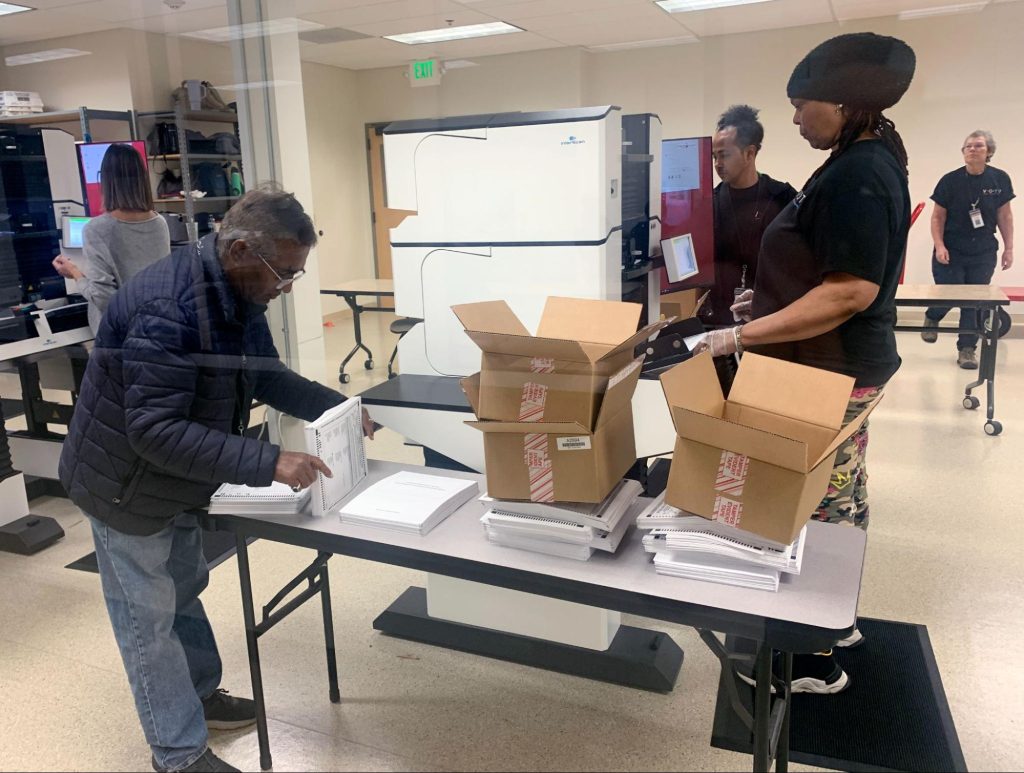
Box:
[661,233,699,283]
[61,216,92,249]
[76,140,148,216]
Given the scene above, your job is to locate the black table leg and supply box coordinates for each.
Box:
[235,534,273,771]
[338,294,375,384]
[753,643,772,772]
[777,651,793,773]
[318,555,341,703]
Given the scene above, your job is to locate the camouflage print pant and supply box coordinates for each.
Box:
[813,386,884,531]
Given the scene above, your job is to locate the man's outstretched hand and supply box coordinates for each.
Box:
[274,451,332,491]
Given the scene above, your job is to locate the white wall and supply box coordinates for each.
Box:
[301,61,375,317]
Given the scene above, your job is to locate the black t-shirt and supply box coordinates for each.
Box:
[705,175,797,326]
[750,140,910,388]
[932,165,1015,260]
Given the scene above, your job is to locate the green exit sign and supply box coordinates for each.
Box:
[409,58,441,87]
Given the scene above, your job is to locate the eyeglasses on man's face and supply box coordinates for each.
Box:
[256,251,305,290]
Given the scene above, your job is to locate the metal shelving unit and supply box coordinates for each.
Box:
[136,107,241,242]
[0,107,137,141]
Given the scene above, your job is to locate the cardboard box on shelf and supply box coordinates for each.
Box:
[659,352,880,546]
[453,296,671,427]
[462,357,643,503]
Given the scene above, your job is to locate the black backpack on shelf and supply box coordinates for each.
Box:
[191,162,229,198]
[147,122,179,156]
[156,169,183,199]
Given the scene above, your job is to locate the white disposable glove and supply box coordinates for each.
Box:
[730,289,754,323]
[694,327,740,358]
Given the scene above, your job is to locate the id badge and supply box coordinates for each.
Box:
[970,207,984,229]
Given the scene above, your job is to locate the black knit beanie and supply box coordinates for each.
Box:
[787,33,916,112]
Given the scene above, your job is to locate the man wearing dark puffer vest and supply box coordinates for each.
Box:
[59,187,373,773]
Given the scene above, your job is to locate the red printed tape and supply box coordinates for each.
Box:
[530,357,555,374]
[713,496,743,528]
[519,381,554,502]
[715,450,749,497]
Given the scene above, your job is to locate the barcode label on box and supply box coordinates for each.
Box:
[556,436,592,451]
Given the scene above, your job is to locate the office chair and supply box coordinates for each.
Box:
[387,317,422,378]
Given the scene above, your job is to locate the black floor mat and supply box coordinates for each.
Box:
[711,617,966,772]
[66,529,243,574]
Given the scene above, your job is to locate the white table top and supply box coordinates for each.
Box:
[211,461,866,636]
[897,283,1009,304]
[320,278,394,296]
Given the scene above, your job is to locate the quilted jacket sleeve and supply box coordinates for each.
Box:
[250,316,345,422]
[122,299,279,486]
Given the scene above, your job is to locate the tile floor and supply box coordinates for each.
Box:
[0,310,1021,772]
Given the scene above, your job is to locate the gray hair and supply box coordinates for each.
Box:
[964,130,996,162]
[217,184,318,258]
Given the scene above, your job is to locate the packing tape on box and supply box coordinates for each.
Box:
[713,496,743,528]
[530,357,555,374]
[519,380,555,502]
[715,450,749,497]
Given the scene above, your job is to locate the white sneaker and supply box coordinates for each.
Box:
[835,627,865,649]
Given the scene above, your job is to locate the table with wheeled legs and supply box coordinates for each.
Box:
[202,461,866,773]
[319,279,395,384]
[895,284,1011,435]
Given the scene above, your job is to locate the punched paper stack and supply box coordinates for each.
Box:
[636,495,806,592]
[480,478,644,561]
[208,481,310,516]
[340,471,479,536]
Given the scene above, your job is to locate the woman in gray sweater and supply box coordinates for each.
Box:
[53,143,170,332]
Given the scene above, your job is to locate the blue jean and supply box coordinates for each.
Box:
[89,513,221,771]
[925,254,997,350]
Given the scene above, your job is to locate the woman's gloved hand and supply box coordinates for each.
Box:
[730,289,754,323]
[694,326,740,358]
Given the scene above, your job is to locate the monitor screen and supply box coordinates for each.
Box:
[76,141,148,216]
[661,233,699,283]
[62,216,91,249]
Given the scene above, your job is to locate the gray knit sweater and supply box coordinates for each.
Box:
[79,213,171,332]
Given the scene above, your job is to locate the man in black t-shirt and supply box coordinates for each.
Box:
[922,130,1015,369]
[707,104,797,328]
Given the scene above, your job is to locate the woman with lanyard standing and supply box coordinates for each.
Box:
[921,130,1015,368]
[53,144,171,333]
[700,32,914,694]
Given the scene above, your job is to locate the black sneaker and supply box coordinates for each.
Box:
[203,688,257,731]
[735,651,850,695]
[151,749,240,772]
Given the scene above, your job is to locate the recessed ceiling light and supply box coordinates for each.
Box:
[656,0,775,12]
[588,35,699,52]
[0,3,33,17]
[5,48,91,66]
[898,2,986,20]
[182,18,324,43]
[386,21,523,45]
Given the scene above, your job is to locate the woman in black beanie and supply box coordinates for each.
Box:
[703,32,914,694]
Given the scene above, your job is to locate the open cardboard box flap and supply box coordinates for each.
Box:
[466,419,591,435]
[670,406,811,472]
[659,351,727,418]
[728,353,854,431]
[595,357,643,428]
[460,373,482,415]
[809,393,884,468]
[454,297,669,364]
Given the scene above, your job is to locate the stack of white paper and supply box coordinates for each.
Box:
[653,552,781,592]
[209,481,310,516]
[639,495,805,592]
[479,479,642,561]
[339,471,479,536]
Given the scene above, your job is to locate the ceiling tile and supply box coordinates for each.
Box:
[831,0,989,21]
[663,0,832,38]
[343,8,507,35]
[516,2,671,32]
[122,6,230,35]
[470,0,651,22]
[302,0,478,28]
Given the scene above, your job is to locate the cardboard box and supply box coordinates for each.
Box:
[659,288,700,321]
[453,296,671,427]
[463,357,643,503]
[659,352,881,546]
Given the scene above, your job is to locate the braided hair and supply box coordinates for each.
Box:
[806,108,909,188]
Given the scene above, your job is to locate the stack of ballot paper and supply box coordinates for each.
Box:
[209,481,310,516]
[479,479,644,561]
[339,471,479,536]
[637,495,806,592]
